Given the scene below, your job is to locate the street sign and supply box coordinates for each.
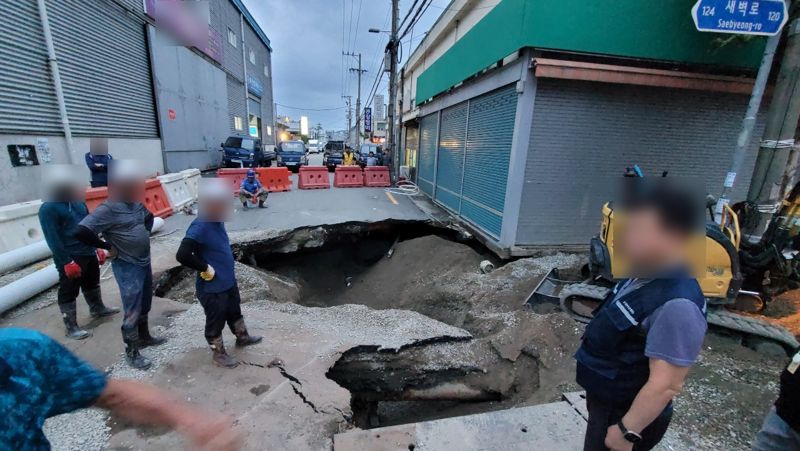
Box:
[692,0,788,36]
[364,107,372,133]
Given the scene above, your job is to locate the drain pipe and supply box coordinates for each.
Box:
[0,241,52,275]
[37,0,75,164]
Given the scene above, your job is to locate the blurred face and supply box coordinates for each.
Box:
[109,179,145,202]
[617,207,687,272]
[199,198,231,221]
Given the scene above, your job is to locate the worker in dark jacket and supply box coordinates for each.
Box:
[85,143,112,188]
[238,169,268,209]
[576,181,706,451]
[38,165,118,340]
[752,348,800,450]
[176,178,264,368]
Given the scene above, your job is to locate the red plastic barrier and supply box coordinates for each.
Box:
[85,187,108,213]
[216,168,250,194]
[143,178,173,218]
[364,166,391,187]
[333,166,364,188]
[256,167,292,192]
[298,166,330,190]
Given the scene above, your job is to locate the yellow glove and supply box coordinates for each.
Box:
[200,264,215,281]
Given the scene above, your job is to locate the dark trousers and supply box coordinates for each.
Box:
[197,285,243,341]
[111,259,153,330]
[57,254,100,306]
[584,392,672,451]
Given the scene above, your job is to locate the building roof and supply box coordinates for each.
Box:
[231,0,271,51]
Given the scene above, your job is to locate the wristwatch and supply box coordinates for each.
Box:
[617,420,642,444]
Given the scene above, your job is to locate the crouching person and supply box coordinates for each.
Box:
[238,169,268,209]
[75,160,165,370]
[176,179,262,368]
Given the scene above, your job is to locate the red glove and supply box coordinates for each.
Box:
[96,249,107,265]
[64,261,82,279]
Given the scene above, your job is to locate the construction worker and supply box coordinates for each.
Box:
[175,178,267,368]
[343,147,357,166]
[238,169,268,209]
[75,160,166,370]
[0,327,239,450]
[752,348,800,450]
[575,181,706,451]
[38,165,119,340]
[85,139,112,188]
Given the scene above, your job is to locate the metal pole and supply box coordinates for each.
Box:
[349,54,365,148]
[241,14,250,137]
[37,0,75,164]
[745,15,800,241]
[388,0,399,179]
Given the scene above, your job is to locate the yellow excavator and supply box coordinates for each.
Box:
[536,167,800,355]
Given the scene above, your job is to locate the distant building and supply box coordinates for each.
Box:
[397,0,767,256]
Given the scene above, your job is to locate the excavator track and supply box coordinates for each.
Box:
[558,283,799,354]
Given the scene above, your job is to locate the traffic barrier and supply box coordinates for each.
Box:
[256,167,292,192]
[181,168,201,199]
[85,186,109,213]
[0,200,44,253]
[333,166,364,188]
[298,167,330,190]
[157,172,193,210]
[217,168,250,194]
[143,178,173,218]
[364,166,391,187]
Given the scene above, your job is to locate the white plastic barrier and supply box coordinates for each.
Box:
[0,200,44,254]
[157,172,193,210]
[181,168,201,199]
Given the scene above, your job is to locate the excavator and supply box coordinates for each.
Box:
[535,167,800,355]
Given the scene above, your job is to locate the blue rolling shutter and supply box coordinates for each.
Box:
[417,113,438,196]
[461,85,517,238]
[435,102,467,213]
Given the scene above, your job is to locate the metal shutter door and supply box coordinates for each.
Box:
[48,0,157,137]
[227,75,245,135]
[417,113,438,196]
[434,102,467,213]
[462,85,517,238]
[0,3,61,134]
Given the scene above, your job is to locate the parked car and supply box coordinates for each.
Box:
[220,136,274,168]
[276,140,308,172]
[357,143,384,167]
[322,140,347,171]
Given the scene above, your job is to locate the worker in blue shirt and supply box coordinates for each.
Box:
[38,165,118,340]
[176,178,271,368]
[85,148,112,188]
[238,169,268,209]
[0,328,240,450]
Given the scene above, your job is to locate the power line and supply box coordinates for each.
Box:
[400,0,432,40]
[276,103,346,112]
[397,0,420,32]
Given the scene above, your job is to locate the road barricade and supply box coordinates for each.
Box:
[0,200,44,253]
[333,166,364,188]
[85,186,109,212]
[181,168,201,199]
[298,167,330,190]
[144,178,173,218]
[157,172,193,210]
[364,166,391,187]
[217,168,250,194]
[256,167,292,192]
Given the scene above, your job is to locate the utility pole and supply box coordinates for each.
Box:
[744,14,800,242]
[342,95,352,144]
[345,52,366,148]
[388,0,399,179]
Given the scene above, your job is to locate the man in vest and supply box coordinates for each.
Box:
[576,181,706,451]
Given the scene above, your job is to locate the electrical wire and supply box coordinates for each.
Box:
[275,103,346,112]
[385,180,420,196]
[398,0,420,32]
[399,0,432,40]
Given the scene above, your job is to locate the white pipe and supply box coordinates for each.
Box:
[0,264,59,314]
[0,241,52,275]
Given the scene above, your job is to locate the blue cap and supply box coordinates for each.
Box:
[247,169,256,178]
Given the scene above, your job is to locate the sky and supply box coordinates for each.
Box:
[241,0,447,131]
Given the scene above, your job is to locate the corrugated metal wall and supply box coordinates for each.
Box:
[435,103,467,213]
[227,75,246,135]
[48,0,157,137]
[517,78,765,245]
[461,85,517,238]
[0,2,62,134]
[417,113,438,196]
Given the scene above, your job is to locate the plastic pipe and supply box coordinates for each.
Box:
[0,264,59,314]
[0,240,52,275]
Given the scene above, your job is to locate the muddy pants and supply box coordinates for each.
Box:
[583,392,672,451]
[197,285,243,341]
[57,254,101,306]
[111,259,153,331]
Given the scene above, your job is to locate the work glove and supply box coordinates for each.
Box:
[200,264,216,282]
[64,261,82,279]
[96,249,107,265]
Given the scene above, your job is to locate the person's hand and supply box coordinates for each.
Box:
[107,246,118,259]
[181,415,240,451]
[64,261,82,279]
[200,265,215,281]
[96,249,107,265]
[605,424,634,451]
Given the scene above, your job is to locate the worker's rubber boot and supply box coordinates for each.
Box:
[258,200,266,208]
[232,318,263,347]
[137,316,167,348]
[122,327,152,370]
[60,302,91,340]
[208,336,239,368]
[84,288,120,318]
[241,201,249,210]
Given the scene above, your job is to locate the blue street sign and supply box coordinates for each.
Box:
[692,0,788,36]
[364,107,373,133]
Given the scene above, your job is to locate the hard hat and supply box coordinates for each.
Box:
[247,169,256,178]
